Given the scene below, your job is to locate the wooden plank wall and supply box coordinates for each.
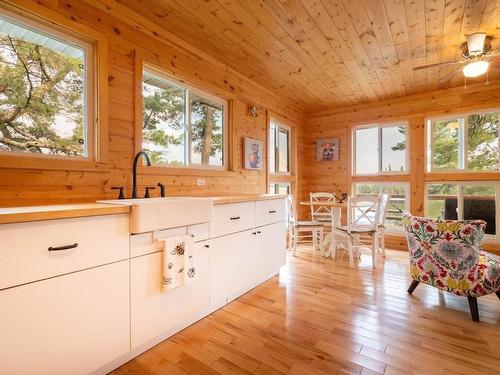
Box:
[0,0,302,207]
[297,81,500,253]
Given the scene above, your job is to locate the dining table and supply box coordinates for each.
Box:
[299,200,347,257]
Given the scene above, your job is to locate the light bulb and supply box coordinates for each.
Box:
[462,60,489,78]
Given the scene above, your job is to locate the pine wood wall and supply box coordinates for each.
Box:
[297,81,500,252]
[0,0,302,207]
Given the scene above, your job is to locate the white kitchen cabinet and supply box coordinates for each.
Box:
[255,221,287,284]
[0,260,130,375]
[130,241,210,349]
[208,229,257,307]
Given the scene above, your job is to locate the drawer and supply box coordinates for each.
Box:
[130,223,209,258]
[256,199,286,227]
[211,202,255,237]
[0,214,129,290]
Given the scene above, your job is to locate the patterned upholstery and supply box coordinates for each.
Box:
[402,214,500,298]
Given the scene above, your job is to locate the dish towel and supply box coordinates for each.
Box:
[160,235,195,291]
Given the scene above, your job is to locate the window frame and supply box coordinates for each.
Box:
[426,109,500,173]
[352,121,410,176]
[0,5,104,169]
[352,181,410,233]
[140,62,229,170]
[424,181,500,242]
[269,120,291,176]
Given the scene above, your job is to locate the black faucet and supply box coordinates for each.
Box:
[132,151,152,198]
[157,182,166,197]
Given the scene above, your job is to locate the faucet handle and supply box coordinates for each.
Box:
[157,183,166,197]
[144,186,156,198]
[111,186,125,199]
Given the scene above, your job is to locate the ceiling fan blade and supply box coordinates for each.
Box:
[437,67,462,85]
[413,60,463,71]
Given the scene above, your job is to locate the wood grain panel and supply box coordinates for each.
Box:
[0,0,302,207]
[297,81,500,253]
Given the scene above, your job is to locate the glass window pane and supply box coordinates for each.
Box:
[354,183,380,196]
[269,183,277,194]
[382,126,406,172]
[426,184,458,220]
[462,185,496,235]
[278,128,289,173]
[191,95,224,166]
[467,113,499,171]
[269,123,276,174]
[278,183,290,195]
[431,119,461,170]
[380,184,407,228]
[142,70,186,166]
[0,15,87,157]
[355,127,378,174]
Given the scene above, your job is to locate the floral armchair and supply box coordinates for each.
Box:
[402,214,500,321]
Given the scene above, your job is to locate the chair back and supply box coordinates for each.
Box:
[346,195,381,231]
[287,195,296,225]
[309,192,335,222]
[376,194,390,227]
[402,214,486,281]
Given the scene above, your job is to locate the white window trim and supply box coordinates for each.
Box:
[352,121,410,176]
[269,120,291,176]
[352,181,410,234]
[0,8,95,161]
[426,109,500,173]
[424,181,500,243]
[142,63,229,170]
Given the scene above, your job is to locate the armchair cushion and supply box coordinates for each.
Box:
[403,214,500,297]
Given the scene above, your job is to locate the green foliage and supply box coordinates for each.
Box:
[0,33,85,156]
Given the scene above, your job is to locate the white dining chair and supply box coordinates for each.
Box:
[331,194,389,268]
[309,192,336,223]
[287,196,324,257]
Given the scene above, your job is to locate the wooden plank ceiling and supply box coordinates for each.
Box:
[119,0,500,112]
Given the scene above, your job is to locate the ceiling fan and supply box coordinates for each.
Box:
[413,33,500,84]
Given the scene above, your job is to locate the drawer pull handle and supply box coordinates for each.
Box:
[268,210,276,213]
[257,231,261,234]
[204,244,210,248]
[48,243,79,252]
[230,216,241,220]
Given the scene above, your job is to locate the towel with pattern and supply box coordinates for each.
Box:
[160,235,195,291]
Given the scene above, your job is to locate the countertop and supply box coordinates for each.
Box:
[211,194,287,205]
[0,203,131,225]
[0,194,287,225]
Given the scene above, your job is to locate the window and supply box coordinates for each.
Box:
[426,182,499,237]
[142,65,227,168]
[0,11,92,158]
[353,182,409,230]
[427,111,499,172]
[269,182,291,195]
[353,123,408,175]
[269,120,290,174]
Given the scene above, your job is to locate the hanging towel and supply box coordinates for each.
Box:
[159,235,195,291]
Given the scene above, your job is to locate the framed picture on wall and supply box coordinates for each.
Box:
[244,137,263,170]
[316,138,339,161]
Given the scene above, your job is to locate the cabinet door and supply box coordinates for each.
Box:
[130,241,210,349]
[255,221,287,284]
[0,261,130,375]
[208,230,256,307]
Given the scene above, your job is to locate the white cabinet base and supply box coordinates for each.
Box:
[0,261,130,375]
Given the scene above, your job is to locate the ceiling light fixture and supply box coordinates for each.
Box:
[462,60,489,78]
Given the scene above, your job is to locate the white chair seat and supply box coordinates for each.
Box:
[334,225,376,234]
[292,220,324,228]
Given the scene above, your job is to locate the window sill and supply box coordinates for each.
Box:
[424,171,500,181]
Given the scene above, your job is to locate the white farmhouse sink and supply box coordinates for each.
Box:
[98,197,213,234]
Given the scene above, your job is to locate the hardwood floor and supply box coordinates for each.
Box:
[112,246,500,375]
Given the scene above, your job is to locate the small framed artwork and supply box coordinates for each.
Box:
[316,138,339,161]
[244,137,263,170]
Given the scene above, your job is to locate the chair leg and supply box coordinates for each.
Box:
[312,228,317,255]
[371,233,377,268]
[407,280,420,294]
[380,232,386,257]
[319,228,324,257]
[347,235,354,268]
[331,231,337,259]
[467,296,480,322]
[292,227,298,256]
